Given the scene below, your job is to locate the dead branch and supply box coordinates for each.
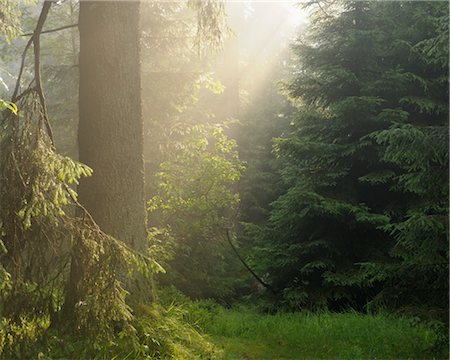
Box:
[22,23,78,37]
[225,229,276,293]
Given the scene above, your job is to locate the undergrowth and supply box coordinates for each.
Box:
[0,302,220,359]
[1,287,447,359]
[159,288,448,360]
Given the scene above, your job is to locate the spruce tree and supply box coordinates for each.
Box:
[251,1,448,314]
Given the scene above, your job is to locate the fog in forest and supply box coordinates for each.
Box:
[0,1,448,358]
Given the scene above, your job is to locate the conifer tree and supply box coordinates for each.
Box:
[250,1,448,314]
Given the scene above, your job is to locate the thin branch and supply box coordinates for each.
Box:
[316,1,332,18]
[21,23,78,37]
[12,37,33,102]
[13,86,37,103]
[33,1,55,147]
[225,229,276,293]
[41,255,71,289]
[11,152,27,188]
[63,184,100,232]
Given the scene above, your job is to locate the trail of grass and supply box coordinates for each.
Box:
[193,306,446,359]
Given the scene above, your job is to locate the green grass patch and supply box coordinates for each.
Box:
[185,304,446,360]
[2,289,447,359]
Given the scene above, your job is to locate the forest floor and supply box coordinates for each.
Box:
[197,307,447,359]
[0,299,447,359]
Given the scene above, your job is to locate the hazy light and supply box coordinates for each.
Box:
[219,1,310,103]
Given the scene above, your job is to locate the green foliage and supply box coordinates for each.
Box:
[0,0,36,43]
[0,0,80,158]
[0,316,49,358]
[0,99,18,114]
[141,0,231,204]
[0,93,161,354]
[157,286,222,330]
[148,123,245,299]
[188,0,227,52]
[129,303,220,359]
[149,124,243,215]
[0,95,92,314]
[0,304,220,359]
[247,1,449,317]
[0,0,36,116]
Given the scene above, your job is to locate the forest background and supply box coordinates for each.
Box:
[0,0,448,358]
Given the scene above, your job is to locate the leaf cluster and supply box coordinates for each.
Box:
[148,123,245,299]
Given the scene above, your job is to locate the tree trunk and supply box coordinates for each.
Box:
[63,0,146,320]
[78,0,146,250]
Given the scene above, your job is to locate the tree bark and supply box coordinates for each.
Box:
[78,0,146,250]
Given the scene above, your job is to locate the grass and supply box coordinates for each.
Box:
[1,291,447,359]
[184,304,447,360]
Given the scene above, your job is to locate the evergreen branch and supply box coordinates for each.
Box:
[63,183,155,267]
[316,1,332,19]
[63,183,101,233]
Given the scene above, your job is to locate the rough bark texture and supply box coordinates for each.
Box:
[78,1,146,250]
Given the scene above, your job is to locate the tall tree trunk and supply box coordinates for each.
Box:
[78,0,146,250]
[63,0,146,319]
